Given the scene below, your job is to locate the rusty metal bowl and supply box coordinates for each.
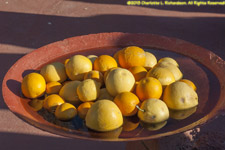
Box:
[2,32,225,141]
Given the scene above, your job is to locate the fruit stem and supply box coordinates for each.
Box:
[136,105,145,112]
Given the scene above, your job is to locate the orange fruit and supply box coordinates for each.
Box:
[84,70,104,86]
[46,81,62,94]
[128,66,147,82]
[180,79,197,91]
[118,46,146,68]
[136,77,162,101]
[77,102,94,119]
[93,55,118,73]
[113,49,123,64]
[113,92,140,116]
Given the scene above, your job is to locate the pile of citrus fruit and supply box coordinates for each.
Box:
[22,46,198,132]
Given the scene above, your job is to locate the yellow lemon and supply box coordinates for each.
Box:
[163,81,198,110]
[180,79,197,91]
[137,98,169,124]
[65,55,92,81]
[59,80,81,105]
[105,68,135,97]
[85,100,123,132]
[28,98,44,111]
[155,62,183,81]
[77,79,101,102]
[43,94,65,113]
[158,57,179,67]
[21,73,46,99]
[144,52,157,70]
[146,67,175,87]
[55,103,77,121]
[46,81,62,94]
[40,62,67,83]
[84,70,104,86]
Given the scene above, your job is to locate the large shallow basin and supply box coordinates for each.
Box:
[2,32,225,141]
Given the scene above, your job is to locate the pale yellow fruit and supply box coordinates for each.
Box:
[137,98,169,124]
[77,79,101,102]
[158,57,179,67]
[55,103,77,121]
[98,88,114,101]
[87,55,98,64]
[147,67,175,87]
[85,100,123,132]
[65,55,92,81]
[43,94,65,113]
[105,68,135,96]
[28,98,44,111]
[21,73,46,99]
[163,81,198,110]
[84,70,104,86]
[59,81,81,105]
[46,81,62,94]
[169,106,197,120]
[144,52,157,70]
[40,62,67,83]
[155,62,183,81]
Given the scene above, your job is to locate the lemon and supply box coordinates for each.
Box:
[158,57,179,67]
[21,73,46,98]
[77,79,101,102]
[84,70,104,86]
[155,62,183,81]
[28,98,44,111]
[144,52,157,70]
[43,94,65,113]
[46,81,62,94]
[180,79,197,91]
[85,100,123,132]
[55,103,77,121]
[163,81,198,110]
[98,88,114,101]
[137,98,169,124]
[105,68,135,96]
[146,67,175,87]
[59,81,81,105]
[40,62,67,83]
[65,55,92,81]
